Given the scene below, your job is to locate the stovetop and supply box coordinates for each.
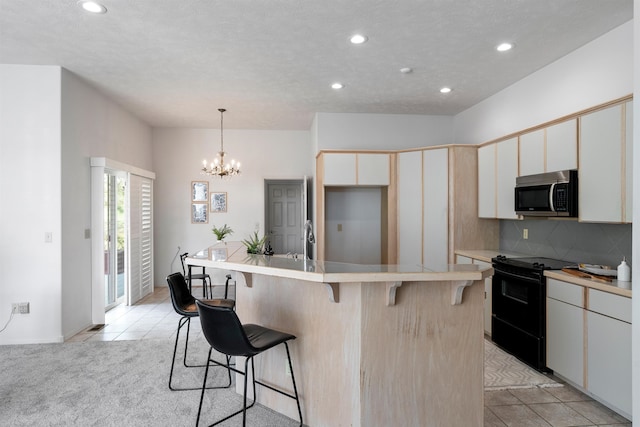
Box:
[493,255,575,271]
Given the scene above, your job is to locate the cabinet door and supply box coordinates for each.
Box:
[579,105,624,222]
[519,129,545,176]
[477,144,496,218]
[547,297,584,386]
[323,153,356,185]
[475,260,492,336]
[546,119,577,172]
[496,138,519,219]
[587,311,632,417]
[624,101,633,221]
[397,151,422,265]
[358,153,390,185]
[423,149,448,270]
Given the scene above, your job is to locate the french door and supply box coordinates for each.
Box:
[104,171,126,311]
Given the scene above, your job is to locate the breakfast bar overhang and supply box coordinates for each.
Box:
[187,242,493,427]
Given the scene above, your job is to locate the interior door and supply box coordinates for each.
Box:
[265,180,305,255]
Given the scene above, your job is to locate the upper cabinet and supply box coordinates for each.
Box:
[321,152,390,186]
[477,144,496,218]
[546,119,578,172]
[496,138,519,219]
[477,96,631,224]
[519,119,578,176]
[478,138,518,219]
[579,101,633,223]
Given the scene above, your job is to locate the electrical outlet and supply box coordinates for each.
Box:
[523,229,529,239]
[12,302,30,314]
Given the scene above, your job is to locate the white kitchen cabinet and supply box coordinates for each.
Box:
[322,152,390,186]
[358,153,390,185]
[496,138,519,219]
[624,100,633,219]
[519,129,545,176]
[587,309,632,417]
[323,153,356,185]
[455,255,473,264]
[546,119,577,172]
[423,149,448,270]
[477,143,496,218]
[546,279,584,387]
[397,151,423,265]
[579,102,632,223]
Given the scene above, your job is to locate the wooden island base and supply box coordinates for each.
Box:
[188,243,490,427]
[238,275,484,426]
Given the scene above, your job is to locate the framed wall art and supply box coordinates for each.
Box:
[191,181,208,202]
[191,203,208,223]
[211,192,227,213]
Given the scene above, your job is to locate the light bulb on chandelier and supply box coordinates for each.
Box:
[201,108,241,177]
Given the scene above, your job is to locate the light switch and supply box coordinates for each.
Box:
[45,232,53,243]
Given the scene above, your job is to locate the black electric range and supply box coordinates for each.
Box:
[491,255,574,371]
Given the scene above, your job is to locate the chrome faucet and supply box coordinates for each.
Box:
[303,220,315,260]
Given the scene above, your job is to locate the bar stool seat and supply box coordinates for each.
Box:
[196,300,303,427]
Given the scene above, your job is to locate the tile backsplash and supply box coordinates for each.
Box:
[500,219,632,267]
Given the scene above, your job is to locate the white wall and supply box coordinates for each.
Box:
[152,128,313,284]
[454,20,634,145]
[315,112,453,151]
[60,69,153,339]
[0,65,63,344]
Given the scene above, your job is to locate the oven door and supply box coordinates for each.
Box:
[492,268,547,370]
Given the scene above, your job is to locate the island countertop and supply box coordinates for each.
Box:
[187,241,493,284]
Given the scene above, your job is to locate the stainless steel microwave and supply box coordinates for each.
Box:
[514,170,578,217]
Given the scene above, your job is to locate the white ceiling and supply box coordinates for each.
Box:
[0,0,633,130]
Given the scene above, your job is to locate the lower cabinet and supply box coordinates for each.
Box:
[546,279,632,420]
[456,255,492,336]
[586,292,632,417]
[547,297,584,386]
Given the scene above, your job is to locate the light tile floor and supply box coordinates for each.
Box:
[68,287,632,427]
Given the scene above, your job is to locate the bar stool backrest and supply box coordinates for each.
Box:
[196,301,256,358]
[167,272,197,315]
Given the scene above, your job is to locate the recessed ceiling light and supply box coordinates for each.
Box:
[79,1,107,14]
[400,67,413,74]
[350,34,368,45]
[331,83,345,90]
[496,42,513,52]
[440,87,452,94]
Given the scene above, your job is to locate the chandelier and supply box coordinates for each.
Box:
[201,108,241,177]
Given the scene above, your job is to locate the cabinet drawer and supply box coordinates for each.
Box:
[588,289,631,323]
[547,278,584,307]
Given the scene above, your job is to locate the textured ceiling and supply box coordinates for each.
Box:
[0,0,633,130]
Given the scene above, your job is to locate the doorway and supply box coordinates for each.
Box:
[264,178,312,256]
[104,171,126,311]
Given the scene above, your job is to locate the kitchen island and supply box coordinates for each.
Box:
[187,242,493,427]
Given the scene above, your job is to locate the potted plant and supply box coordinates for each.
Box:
[242,231,267,254]
[212,224,233,242]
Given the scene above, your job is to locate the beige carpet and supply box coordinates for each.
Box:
[484,339,563,391]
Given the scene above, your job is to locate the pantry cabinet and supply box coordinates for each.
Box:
[579,101,633,223]
[398,146,498,267]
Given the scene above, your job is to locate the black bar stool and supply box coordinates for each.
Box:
[166,272,235,391]
[195,300,303,427]
[180,252,213,298]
